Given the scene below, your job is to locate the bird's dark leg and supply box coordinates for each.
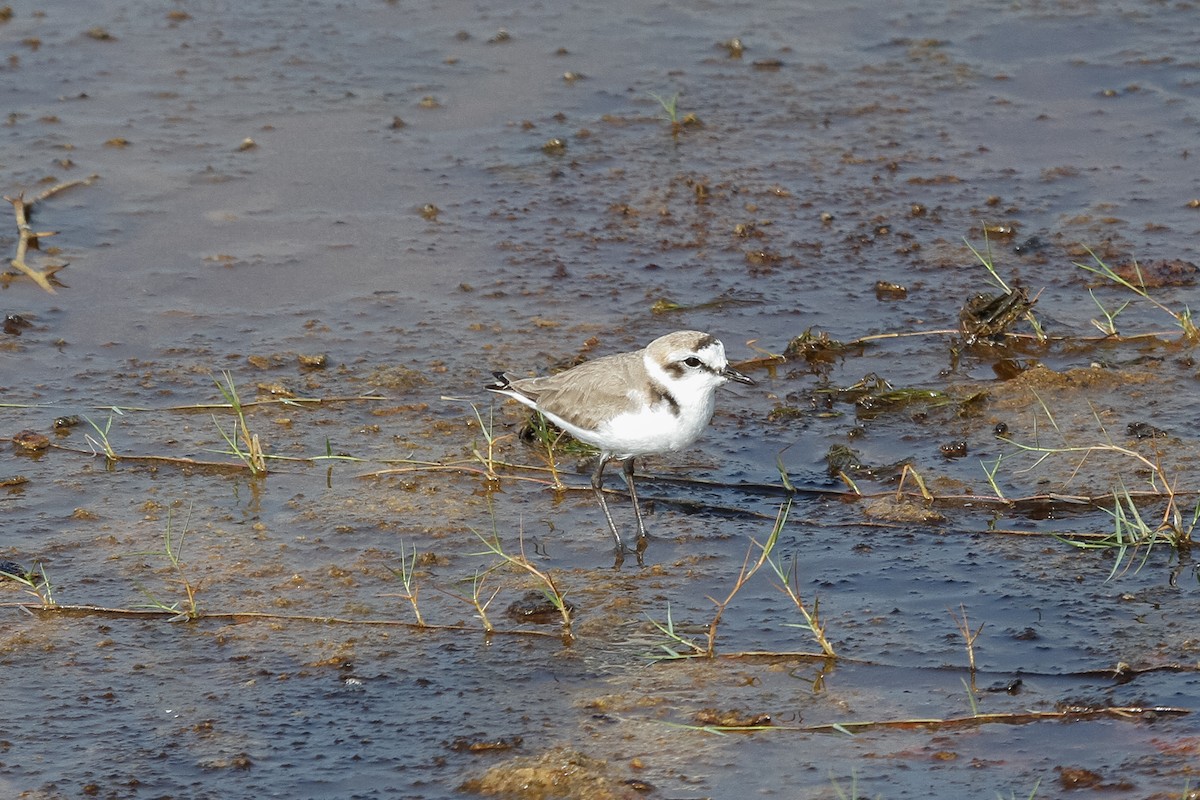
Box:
[591,455,625,563]
[622,458,649,542]
[622,457,648,567]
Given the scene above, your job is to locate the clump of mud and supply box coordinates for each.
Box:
[460,746,645,799]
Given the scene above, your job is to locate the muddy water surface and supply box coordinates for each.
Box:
[3,1,1200,798]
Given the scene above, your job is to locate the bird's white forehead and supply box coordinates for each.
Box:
[696,340,726,363]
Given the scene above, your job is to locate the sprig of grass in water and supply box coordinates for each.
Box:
[466,401,502,484]
[131,505,200,622]
[830,772,880,800]
[467,569,499,633]
[82,409,123,461]
[471,527,573,640]
[523,411,573,491]
[766,502,837,659]
[998,398,1196,576]
[649,91,680,125]
[0,562,56,608]
[648,499,837,660]
[1075,246,1198,342]
[965,233,1013,294]
[1087,287,1130,336]
[700,500,789,658]
[212,371,267,476]
[649,90,700,134]
[980,453,1009,503]
[435,567,501,634]
[1058,482,1191,581]
[646,602,706,660]
[470,396,590,490]
[962,677,981,716]
[384,542,426,627]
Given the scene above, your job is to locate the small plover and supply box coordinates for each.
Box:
[487,330,754,562]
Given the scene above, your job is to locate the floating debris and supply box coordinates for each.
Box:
[694,708,772,728]
[939,440,968,458]
[298,353,327,370]
[719,38,744,58]
[505,591,573,624]
[958,287,1035,344]
[1126,421,1167,439]
[12,430,50,451]
[1013,235,1046,255]
[4,314,31,335]
[874,280,908,300]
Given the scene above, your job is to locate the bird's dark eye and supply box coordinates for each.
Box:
[684,356,702,368]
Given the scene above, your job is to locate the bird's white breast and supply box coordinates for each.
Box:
[591,384,716,458]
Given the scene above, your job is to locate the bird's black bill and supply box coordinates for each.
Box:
[722,366,755,386]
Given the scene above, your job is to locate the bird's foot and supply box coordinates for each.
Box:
[611,536,648,570]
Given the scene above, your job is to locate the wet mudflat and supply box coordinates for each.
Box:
[3,1,1200,798]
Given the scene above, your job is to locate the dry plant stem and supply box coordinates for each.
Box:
[684,705,1188,736]
[471,572,498,632]
[105,395,386,413]
[895,464,933,502]
[50,443,339,474]
[540,416,568,492]
[950,604,984,676]
[768,555,837,658]
[703,501,789,657]
[1003,423,1191,542]
[472,528,573,639]
[4,175,99,293]
[3,603,564,637]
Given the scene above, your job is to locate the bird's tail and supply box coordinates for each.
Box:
[485,371,512,391]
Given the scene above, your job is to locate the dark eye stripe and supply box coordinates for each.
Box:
[664,356,717,379]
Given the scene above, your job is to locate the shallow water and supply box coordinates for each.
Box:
[3,1,1199,798]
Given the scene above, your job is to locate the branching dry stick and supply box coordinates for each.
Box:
[4,174,99,293]
[703,502,788,657]
[950,604,984,674]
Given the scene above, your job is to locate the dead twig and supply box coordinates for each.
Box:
[4,174,99,293]
[681,705,1189,736]
[3,603,562,637]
